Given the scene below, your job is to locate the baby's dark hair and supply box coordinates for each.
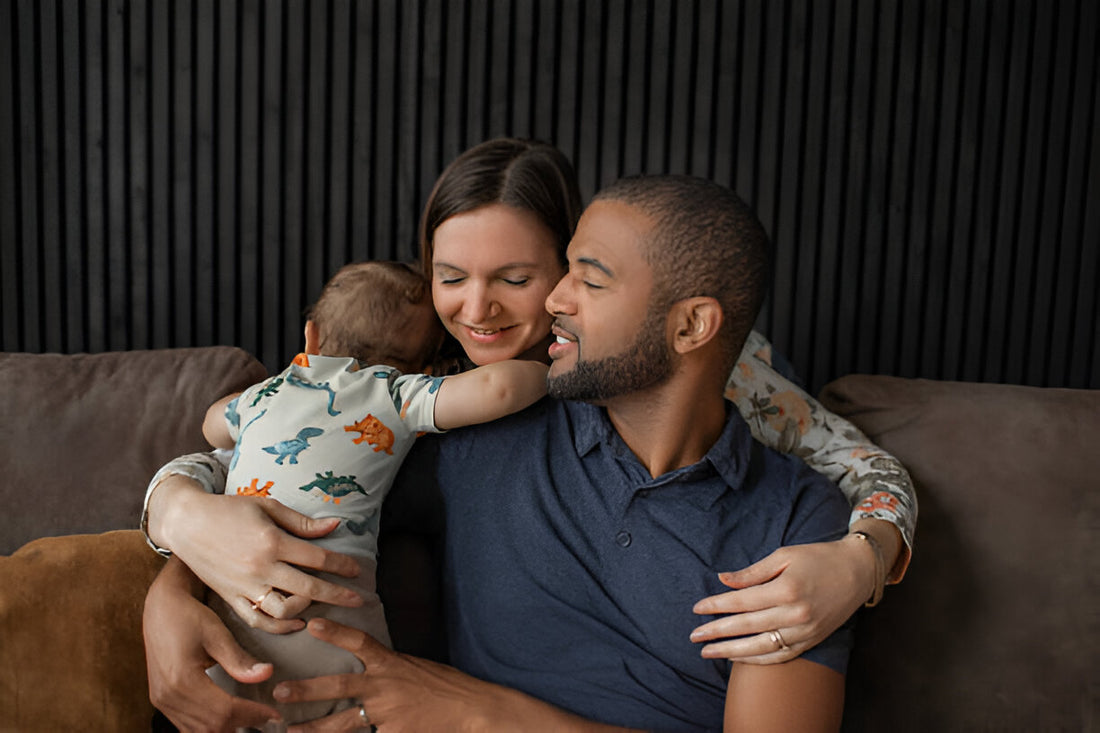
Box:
[306,261,443,370]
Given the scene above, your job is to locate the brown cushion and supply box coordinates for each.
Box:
[0,530,165,731]
[819,376,1100,732]
[0,347,268,554]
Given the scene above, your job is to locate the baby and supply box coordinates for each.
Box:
[199,261,547,725]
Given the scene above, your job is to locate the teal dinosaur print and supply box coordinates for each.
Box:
[299,471,367,504]
[250,377,284,406]
[286,372,341,416]
[230,408,267,471]
[225,398,242,429]
[263,427,324,465]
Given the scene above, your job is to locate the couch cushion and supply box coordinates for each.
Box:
[0,347,268,554]
[0,530,165,732]
[819,375,1099,732]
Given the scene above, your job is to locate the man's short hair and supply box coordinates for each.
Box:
[592,175,770,373]
[307,261,441,369]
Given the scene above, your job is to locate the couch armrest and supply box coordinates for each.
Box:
[0,530,165,731]
[820,375,1099,732]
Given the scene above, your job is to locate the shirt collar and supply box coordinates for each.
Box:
[564,399,754,508]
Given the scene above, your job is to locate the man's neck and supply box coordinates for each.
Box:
[602,379,728,479]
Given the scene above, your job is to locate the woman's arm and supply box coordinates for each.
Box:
[690,331,917,663]
[142,453,363,628]
[725,331,917,566]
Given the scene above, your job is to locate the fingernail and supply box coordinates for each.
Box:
[690,629,703,641]
[311,618,328,631]
[273,684,290,700]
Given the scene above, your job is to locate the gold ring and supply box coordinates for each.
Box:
[769,629,790,651]
[250,590,270,611]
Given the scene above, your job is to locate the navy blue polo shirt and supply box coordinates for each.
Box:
[396,397,852,732]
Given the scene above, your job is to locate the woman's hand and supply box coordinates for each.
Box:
[689,536,875,664]
[274,619,637,733]
[144,556,284,732]
[151,475,364,632]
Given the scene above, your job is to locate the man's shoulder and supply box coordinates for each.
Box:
[734,438,850,540]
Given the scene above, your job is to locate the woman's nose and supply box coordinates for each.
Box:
[461,284,500,322]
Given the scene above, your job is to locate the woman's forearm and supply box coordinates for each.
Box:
[141,451,230,555]
[725,331,917,582]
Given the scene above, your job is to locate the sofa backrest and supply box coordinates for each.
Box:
[0,347,269,554]
[820,375,1099,732]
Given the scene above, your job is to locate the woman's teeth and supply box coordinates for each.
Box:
[556,335,571,345]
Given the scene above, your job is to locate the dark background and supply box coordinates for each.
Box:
[2,0,1097,394]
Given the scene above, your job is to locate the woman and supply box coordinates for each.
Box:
[142,138,916,730]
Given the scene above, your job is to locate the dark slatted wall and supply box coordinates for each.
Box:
[2,0,1097,393]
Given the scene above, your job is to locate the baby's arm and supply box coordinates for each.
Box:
[201,393,240,450]
[432,360,548,430]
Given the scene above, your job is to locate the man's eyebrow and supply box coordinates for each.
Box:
[576,256,614,278]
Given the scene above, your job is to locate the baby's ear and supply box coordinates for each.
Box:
[304,320,322,354]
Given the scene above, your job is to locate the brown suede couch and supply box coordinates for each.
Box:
[1,347,1096,732]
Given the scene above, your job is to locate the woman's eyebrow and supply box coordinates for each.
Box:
[576,256,614,278]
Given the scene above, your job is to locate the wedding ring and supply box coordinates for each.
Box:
[769,629,790,651]
[250,590,271,611]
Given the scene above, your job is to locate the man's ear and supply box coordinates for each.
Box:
[304,320,321,355]
[669,297,723,355]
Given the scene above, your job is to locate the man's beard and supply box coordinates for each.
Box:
[547,307,673,402]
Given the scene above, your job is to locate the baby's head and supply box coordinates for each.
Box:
[305,261,444,373]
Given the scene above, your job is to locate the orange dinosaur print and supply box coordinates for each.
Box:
[292,353,311,367]
[857,491,900,514]
[344,414,395,454]
[236,478,273,497]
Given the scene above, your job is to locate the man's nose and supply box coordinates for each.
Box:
[545,276,574,315]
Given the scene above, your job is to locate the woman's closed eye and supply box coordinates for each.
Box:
[501,276,530,286]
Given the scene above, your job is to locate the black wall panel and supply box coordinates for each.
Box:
[2,0,1097,392]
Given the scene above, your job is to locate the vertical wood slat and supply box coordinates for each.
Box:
[1,0,1097,393]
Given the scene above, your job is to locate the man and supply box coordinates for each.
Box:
[264,175,852,732]
[146,175,852,732]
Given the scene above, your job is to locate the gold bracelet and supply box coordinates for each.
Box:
[848,531,886,607]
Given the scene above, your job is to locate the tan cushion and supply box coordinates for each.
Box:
[0,347,268,554]
[0,530,165,732]
[819,376,1100,732]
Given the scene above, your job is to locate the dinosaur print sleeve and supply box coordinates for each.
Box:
[725,330,917,583]
[387,371,446,433]
[141,450,231,557]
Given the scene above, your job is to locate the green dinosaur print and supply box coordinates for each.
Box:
[250,377,284,406]
[299,470,367,503]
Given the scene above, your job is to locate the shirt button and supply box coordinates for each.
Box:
[615,530,632,548]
